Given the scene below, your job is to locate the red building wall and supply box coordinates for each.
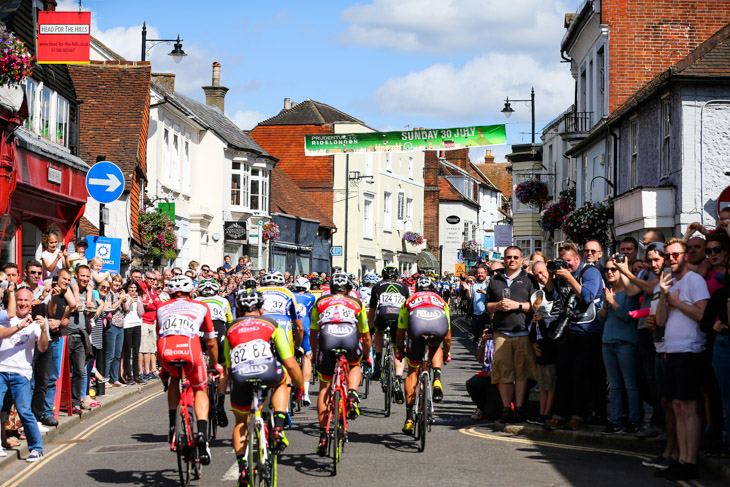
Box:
[604,0,730,112]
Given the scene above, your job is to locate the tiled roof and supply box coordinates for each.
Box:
[474,163,512,199]
[68,61,151,188]
[438,177,467,202]
[270,167,335,229]
[674,22,730,77]
[468,162,499,192]
[258,99,363,126]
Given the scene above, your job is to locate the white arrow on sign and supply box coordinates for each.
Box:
[88,173,122,192]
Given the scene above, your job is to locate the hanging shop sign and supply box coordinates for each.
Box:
[37,11,91,64]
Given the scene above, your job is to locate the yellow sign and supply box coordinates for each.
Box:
[455,264,466,277]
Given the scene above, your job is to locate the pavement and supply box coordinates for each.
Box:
[450,315,730,485]
[0,377,161,469]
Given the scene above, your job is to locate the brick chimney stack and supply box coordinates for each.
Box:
[484,149,494,163]
[202,62,229,112]
[284,98,291,110]
[152,73,175,93]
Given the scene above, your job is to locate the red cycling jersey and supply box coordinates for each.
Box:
[156,298,216,391]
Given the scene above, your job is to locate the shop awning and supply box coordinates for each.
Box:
[417,251,439,270]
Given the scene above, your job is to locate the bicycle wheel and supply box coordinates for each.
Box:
[418,376,427,452]
[188,406,202,480]
[246,410,257,487]
[207,382,218,440]
[175,406,190,487]
[383,357,392,417]
[363,363,370,399]
[426,375,433,433]
[331,390,341,476]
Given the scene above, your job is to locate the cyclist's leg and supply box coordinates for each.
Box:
[372,327,384,378]
[403,336,425,433]
[392,320,406,377]
[301,323,313,403]
[429,339,445,402]
[230,380,253,484]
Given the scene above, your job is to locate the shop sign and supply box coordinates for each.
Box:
[446,215,460,225]
[304,124,506,156]
[84,236,121,273]
[494,224,513,248]
[47,166,62,185]
[158,202,175,221]
[37,11,91,64]
[224,221,247,243]
[718,185,730,215]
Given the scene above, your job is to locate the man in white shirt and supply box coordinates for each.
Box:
[653,238,709,481]
[0,287,47,461]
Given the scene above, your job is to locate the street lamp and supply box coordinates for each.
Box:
[502,87,535,144]
[343,158,374,273]
[141,22,187,63]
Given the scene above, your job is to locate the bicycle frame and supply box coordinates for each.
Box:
[413,336,435,452]
[325,351,349,475]
[381,327,396,416]
[170,362,201,486]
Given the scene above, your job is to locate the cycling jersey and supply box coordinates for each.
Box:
[225,315,291,413]
[321,287,360,300]
[294,291,316,354]
[195,294,233,364]
[369,280,410,333]
[358,286,373,310]
[156,298,216,391]
[311,294,369,381]
[398,291,451,367]
[258,286,302,355]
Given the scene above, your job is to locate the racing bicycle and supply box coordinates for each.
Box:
[380,325,397,417]
[168,360,202,486]
[243,380,279,487]
[413,335,436,453]
[325,349,350,476]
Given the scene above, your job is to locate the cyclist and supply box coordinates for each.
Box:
[311,272,371,455]
[397,275,451,434]
[243,277,258,292]
[226,290,304,487]
[358,274,377,312]
[292,276,316,406]
[309,276,323,299]
[157,275,218,465]
[195,279,233,427]
[369,265,410,403]
[258,271,303,355]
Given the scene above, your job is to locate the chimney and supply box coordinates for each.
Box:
[284,98,291,110]
[484,149,495,163]
[152,73,175,93]
[291,101,297,108]
[202,61,229,112]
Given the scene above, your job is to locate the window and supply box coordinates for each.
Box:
[386,153,392,172]
[250,168,269,212]
[183,139,191,192]
[231,161,250,208]
[597,46,605,118]
[515,238,531,254]
[365,153,373,177]
[514,173,539,213]
[406,198,413,220]
[630,119,638,188]
[40,86,51,139]
[363,193,374,239]
[162,127,170,185]
[408,157,414,179]
[580,64,587,113]
[172,133,180,187]
[463,221,470,240]
[397,192,405,220]
[383,192,392,231]
[55,95,68,146]
[24,79,36,131]
[661,98,670,177]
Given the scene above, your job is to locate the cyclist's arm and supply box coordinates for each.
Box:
[224,337,232,374]
[309,305,320,361]
[357,303,371,360]
[273,327,304,389]
[202,309,218,364]
[396,306,408,355]
[443,303,452,357]
[289,295,303,348]
[225,303,233,325]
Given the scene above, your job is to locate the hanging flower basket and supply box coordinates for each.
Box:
[0,30,33,87]
[562,200,613,246]
[461,240,480,252]
[515,179,549,209]
[139,210,178,260]
[262,222,280,242]
[539,187,576,232]
[403,231,423,246]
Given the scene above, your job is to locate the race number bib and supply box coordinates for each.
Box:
[319,305,357,325]
[230,339,274,366]
[379,293,405,307]
[160,316,197,337]
[264,296,287,314]
[296,303,307,320]
[210,306,227,321]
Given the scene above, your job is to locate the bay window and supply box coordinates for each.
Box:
[23,79,70,148]
[231,161,269,213]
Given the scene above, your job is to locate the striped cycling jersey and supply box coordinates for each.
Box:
[294,292,316,330]
[195,294,233,324]
[258,286,303,354]
[156,298,215,339]
[225,315,292,374]
[311,294,369,333]
[398,291,451,331]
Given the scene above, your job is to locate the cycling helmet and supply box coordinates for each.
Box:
[197,279,220,297]
[236,289,265,313]
[292,277,310,292]
[167,275,194,295]
[416,275,436,292]
[309,276,321,290]
[261,270,285,286]
[363,274,379,286]
[329,272,352,294]
[243,277,258,289]
[382,265,399,280]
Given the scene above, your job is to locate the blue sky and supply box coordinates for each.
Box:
[60,0,584,162]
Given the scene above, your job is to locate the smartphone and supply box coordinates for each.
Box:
[52,275,59,287]
[60,244,65,251]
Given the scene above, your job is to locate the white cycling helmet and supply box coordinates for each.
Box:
[364,274,379,286]
[236,289,265,312]
[416,275,436,292]
[197,279,220,297]
[292,277,310,292]
[167,275,194,295]
[261,270,285,286]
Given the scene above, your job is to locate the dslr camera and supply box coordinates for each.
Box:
[546,258,568,274]
[614,254,626,263]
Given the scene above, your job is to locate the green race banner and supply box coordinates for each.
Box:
[304,124,506,156]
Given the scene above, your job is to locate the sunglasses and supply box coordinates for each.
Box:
[145,276,157,281]
[28,270,42,275]
[605,267,618,273]
[706,246,725,255]
[99,286,110,290]
[584,249,600,254]
[667,251,685,260]
[504,256,521,260]
[173,272,182,276]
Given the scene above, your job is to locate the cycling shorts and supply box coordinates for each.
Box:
[405,335,444,368]
[198,319,227,365]
[316,323,363,382]
[374,315,399,339]
[230,362,287,415]
[159,335,208,392]
[403,309,449,368]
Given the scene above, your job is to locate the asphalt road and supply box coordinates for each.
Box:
[0,317,725,487]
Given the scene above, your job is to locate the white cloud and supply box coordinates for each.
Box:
[230,110,266,130]
[374,52,573,126]
[339,0,572,55]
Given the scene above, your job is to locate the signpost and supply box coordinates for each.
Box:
[494,225,513,248]
[37,11,91,64]
[455,263,466,277]
[330,246,343,257]
[257,220,264,270]
[86,161,125,204]
[84,236,122,274]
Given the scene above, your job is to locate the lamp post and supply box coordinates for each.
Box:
[343,156,373,273]
[141,22,187,63]
[502,87,535,144]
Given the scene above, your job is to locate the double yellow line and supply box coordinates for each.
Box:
[460,427,705,487]
[1,390,164,487]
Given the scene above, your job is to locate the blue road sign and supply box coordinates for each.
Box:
[86,161,125,204]
[85,236,122,273]
[330,246,343,257]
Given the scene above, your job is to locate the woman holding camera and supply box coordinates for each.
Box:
[599,259,640,434]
